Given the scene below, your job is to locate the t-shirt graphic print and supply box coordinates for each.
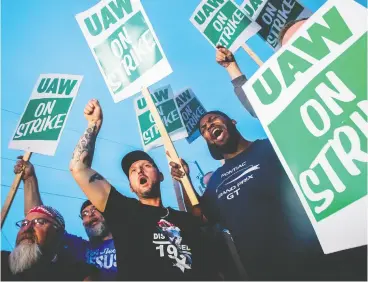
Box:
[154,218,192,273]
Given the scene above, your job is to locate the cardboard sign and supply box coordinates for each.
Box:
[9,74,83,156]
[135,85,187,151]
[175,88,206,143]
[242,0,367,254]
[190,0,261,52]
[241,0,312,49]
[76,0,172,103]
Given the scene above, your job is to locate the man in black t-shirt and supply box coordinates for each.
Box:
[69,99,217,281]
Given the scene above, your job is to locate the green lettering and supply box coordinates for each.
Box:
[292,7,353,60]
[203,4,215,18]
[58,79,77,95]
[37,78,51,93]
[153,89,169,103]
[84,14,102,36]
[46,79,59,94]
[206,0,224,9]
[278,50,313,87]
[252,68,282,105]
[108,0,133,19]
[101,6,117,30]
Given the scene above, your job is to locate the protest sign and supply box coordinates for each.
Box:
[241,0,312,49]
[135,85,187,151]
[76,0,172,103]
[9,74,83,156]
[190,0,261,52]
[175,88,206,143]
[242,0,367,254]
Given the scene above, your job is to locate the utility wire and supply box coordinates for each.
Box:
[1,108,139,149]
[2,231,14,250]
[1,157,130,186]
[1,184,87,201]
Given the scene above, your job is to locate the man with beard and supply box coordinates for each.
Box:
[1,205,94,280]
[69,99,217,281]
[13,157,117,280]
[169,21,367,280]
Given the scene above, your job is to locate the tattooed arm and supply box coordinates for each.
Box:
[69,99,111,212]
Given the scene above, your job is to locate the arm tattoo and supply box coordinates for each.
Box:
[89,173,104,183]
[70,123,98,170]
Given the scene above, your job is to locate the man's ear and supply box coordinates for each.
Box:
[159,172,164,182]
[129,183,134,193]
[232,119,237,125]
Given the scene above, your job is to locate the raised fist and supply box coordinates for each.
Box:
[84,99,103,130]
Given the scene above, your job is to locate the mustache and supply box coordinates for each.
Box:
[86,218,100,227]
[16,232,37,245]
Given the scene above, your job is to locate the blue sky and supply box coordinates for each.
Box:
[1,0,366,250]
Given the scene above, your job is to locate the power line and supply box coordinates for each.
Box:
[2,232,14,250]
[1,108,139,149]
[1,184,87,201]
[1,157,130,186]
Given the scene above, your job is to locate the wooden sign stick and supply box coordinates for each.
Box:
[242,43,263,66]
[142,87,199,206]
[1,152,32,229]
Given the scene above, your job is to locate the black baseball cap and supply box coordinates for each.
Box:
[80,200,92,215]
[197,110,232,160]
[121,150,158,177]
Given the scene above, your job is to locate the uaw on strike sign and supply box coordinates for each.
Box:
[76,0,172,103]
[9,74,82,156]
[243,0,367,254]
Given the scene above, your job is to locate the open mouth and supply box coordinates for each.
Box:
[139,177,148,185]
[211,127,224,141]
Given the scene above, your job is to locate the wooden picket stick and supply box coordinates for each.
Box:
[142,87,199,206]
[242,43,263,66]
[1,152,32,229]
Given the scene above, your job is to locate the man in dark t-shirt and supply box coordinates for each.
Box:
[69,99,217,280]
[170,109,367,281]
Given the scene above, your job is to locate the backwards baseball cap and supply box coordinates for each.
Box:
[121,150,158,177]
[197,110,232,160]
[80,200,92,215]
[28,205,65,230]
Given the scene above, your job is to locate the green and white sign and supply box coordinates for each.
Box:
[241,0,312,49]
[76,0,172,103]
[9,74,83,156]
[135,85,188,151]
[242,0,367,254]
[175,88,206,144]
[190,0,261,52]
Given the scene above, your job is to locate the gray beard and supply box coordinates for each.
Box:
[85,221,109,239]
[9,243,42,274]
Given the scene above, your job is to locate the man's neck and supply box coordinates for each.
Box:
[102,233,113,241]
[223,137,251,160]
[139,197,162,207]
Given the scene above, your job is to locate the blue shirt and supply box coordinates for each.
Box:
[61,233,117,280]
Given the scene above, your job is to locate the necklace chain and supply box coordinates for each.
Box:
[161,208,170,219]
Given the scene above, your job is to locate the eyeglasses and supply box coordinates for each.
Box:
[80,206,97,219]
[15,218,60,230]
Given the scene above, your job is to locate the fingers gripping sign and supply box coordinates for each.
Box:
[14,155,35,180]
[167,151,189,182]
